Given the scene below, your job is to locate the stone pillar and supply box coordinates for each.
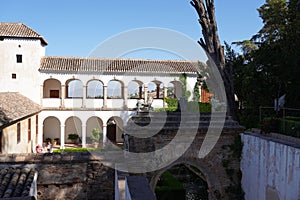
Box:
[163,86,168,108]
[82,85,87,108]
[60,125,65,149]
[156,85,160,99]
[82,125,86,148]
[123,86,128,109]
[144,84,148,102]
[103,86,107,109]
[139,86,143,99]
[103,123,107,144]
[38,121,43,145]
[61,85,66,108]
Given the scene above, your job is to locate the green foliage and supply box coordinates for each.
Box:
[262,117,300,138]
[187,102,211,113]
[67,133,79,140]
[230,0,300,128]
[179,73,191,99]
[90,128,102,143]
[53,148,101,153]
[164,97,178,108]
[155,171,185,200]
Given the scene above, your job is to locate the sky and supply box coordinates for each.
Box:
[1,0,265,59]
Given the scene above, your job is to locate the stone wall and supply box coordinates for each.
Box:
[241,133,300,200]
[0,152,115,200]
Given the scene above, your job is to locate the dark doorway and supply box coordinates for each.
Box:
[107,124,116,143]
[50,90,59,98]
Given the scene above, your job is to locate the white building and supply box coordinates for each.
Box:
[0,22,203,151]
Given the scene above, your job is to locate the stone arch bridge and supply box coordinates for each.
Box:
[124,111,244,200]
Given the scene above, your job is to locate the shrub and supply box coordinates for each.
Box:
[90,128,102,143]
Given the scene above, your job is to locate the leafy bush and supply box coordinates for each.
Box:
[155,171,185,200]
[68,133,79,140]
[164,97,178,108]
[90,128,102,143]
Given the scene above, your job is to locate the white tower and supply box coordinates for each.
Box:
[0,22,47,104]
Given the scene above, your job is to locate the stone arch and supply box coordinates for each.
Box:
[107,116,124,144]
[87,79,104,98]
[148,80,163,99]
[149,159,221,200]
[43,116,61,141]
[65,116,82,143]
[128,80,144,99]
[86,116,103,143]
[43,78,61,98]
[66,79,83,98]
[170,80,183,98]
[107,80,124,99]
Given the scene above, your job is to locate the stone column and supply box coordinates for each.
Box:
[82,125,86,148]
[103,86,107,109]
[38,121,43,145]
[61,85,66,108]
[139,86,143,99]
[103,123,107,144]
[123,86,128,109]
[144,84,148,102]
[60,125,65,149]
[163,86,168,108]
[156,85,160,99]
[82,85,87,108]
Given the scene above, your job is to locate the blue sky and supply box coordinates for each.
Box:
[1,0,264,59]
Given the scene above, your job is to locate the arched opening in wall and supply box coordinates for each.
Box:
[65,116,82,144]
[148,81,163,99]
[128,80,144,99]
[43,117,60,144]
[170,81,183,98]
[86,117,103,144]
[43,79,61,98]
[107,116,124,145]
[154,164,208,200]
[66,79,83,98]
[87,80,103,98]
[107,80,123,99]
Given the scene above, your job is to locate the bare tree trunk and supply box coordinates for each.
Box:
[190,0,237,120]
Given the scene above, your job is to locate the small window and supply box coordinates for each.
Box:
[12,73,16,79]
[16,54,22,63]
[28,118,31,142]
[17,123,21,143]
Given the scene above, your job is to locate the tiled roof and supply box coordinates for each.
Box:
[0,22,47,45]
[39,56,205,74]
[0,165,37,199]
[0,93,41,127]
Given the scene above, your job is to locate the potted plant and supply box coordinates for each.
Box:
[68,133,79,144]
[52,138,60,147]
[45,138,52,143]
[90,128,102,148]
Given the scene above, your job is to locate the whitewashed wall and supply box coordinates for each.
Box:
[241,133,300,200]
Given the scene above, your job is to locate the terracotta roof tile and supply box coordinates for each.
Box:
[39,56,205,74]
[0,165,37,199]
[0,22,47,45]
[0,93,41,126]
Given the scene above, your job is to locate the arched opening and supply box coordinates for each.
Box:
[66,79,83,98]
[87,80,103,98]
[43,117,60,142]
[86,117,103,144]
[107,116,124,144]
[170,81,183,98]
[107,80,123,99]
[43,79,61,98]
[128,80,143,99]
[65,116,82,144]
[148,81,163,99]
[154,164,209,200]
